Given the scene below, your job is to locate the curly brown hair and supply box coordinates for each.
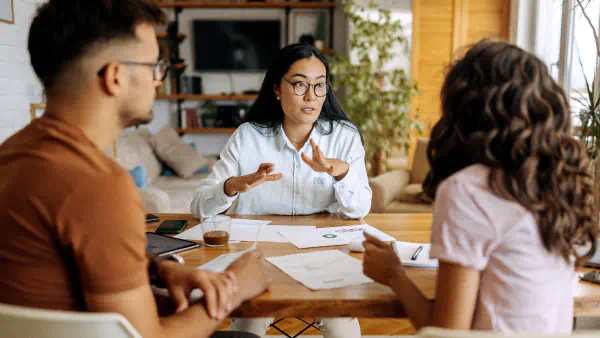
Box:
[423,39,597,265]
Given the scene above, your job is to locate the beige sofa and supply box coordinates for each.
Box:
[116,128,212,213]
[369,138,433,213]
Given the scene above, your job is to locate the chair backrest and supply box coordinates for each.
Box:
[0,302,142,338]
[418,327,600,338]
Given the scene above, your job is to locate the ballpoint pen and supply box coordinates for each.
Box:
[411,245,423,261]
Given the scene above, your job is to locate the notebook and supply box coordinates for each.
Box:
[393,241,439,269]
[146,232,201,256]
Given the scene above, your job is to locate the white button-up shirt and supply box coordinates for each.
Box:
[191,121,372,219]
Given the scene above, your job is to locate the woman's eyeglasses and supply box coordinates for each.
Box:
[281,77,330,97]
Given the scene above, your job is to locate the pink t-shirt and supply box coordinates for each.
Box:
[430,164,574,333]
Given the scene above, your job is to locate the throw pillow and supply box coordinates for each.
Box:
[397,184,432,204]
[129,165,149,188]
[151,126,213,178]
[160,142,211,176]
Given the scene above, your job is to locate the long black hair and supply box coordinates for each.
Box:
[244,43,357,136]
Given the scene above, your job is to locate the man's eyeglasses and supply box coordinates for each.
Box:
[281,77,330,97]
[97,60,170,82]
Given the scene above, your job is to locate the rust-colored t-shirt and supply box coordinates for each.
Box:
[0,115,148,311]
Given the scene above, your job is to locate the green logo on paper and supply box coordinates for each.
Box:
[322,234,337,239]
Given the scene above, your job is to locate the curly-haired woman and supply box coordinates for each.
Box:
[362,39,597,334]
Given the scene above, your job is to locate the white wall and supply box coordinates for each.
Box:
[0,0,45,144]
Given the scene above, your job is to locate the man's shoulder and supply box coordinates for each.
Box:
[0,122,131,205]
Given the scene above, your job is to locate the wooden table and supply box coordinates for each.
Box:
[150,213,600,318]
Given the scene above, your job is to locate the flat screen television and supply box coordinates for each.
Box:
[193,20,281,72]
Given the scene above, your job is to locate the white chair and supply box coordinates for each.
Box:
[418,327,600,338]
[0,302,142,338]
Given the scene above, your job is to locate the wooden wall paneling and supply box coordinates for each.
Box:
[413,0,454,134]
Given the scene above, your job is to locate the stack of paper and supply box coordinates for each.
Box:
[266,250,373,290]
[393,242,438,269]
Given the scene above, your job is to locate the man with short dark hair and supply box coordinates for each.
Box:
[0,1,269,337]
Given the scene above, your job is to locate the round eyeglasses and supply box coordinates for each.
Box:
[281,77,330,97]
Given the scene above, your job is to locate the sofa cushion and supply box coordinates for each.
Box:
[160,143,214,176]
[138,187,170,213]
[410,138,430,184]
[118,128,162,183]
[150,126,213,178]
[397,183,432,204]
[369,169,411,213]
[150,173,210,214]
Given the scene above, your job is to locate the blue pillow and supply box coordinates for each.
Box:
[129,165,148,188]
[160,142,209,176]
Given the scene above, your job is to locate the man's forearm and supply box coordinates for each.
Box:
[154,280,246,338]
[390,267,434,330]
[156,303,224,338]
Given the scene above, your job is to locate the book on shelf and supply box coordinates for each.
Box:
[185,108,201,129]
[180,109,186,129]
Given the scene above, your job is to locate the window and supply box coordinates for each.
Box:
[568,0,600,113]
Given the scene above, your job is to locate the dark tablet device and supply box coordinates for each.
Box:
[146,232,200,256]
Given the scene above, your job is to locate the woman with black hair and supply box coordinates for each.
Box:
[191,43,369,337]
[191,43,371,220]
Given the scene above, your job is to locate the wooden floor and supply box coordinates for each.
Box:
[216,318,417,336]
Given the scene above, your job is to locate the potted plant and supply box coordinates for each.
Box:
[329,0,420,177]
[572,0,600,210]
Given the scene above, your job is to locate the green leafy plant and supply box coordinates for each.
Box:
[573,0,600,159]
[574,60,600,159]
[329,0,420,176]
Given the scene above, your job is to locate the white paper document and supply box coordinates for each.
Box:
[279,224,396,249]
[176,222,315,243]
[279,228,351,249]
[199,242,257,272]
[266,250,373,290]
[231,219,272,226]
[330,224,396,242]
[393,241,438,269]
[174,219,271,241]
[229,224,316,243]
[174,223,204,240]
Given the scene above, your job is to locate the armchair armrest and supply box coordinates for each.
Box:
[138,187,171,213]
[369,169,411,213]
